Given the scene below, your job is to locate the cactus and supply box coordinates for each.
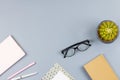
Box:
[97,20,119,43]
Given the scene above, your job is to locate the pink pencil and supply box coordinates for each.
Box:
[8,62,36,80]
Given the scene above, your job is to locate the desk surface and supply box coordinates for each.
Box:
[0,0,120,80]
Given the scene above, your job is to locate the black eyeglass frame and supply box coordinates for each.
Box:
[61,40,91,58]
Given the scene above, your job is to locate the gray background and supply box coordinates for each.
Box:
[0,0,120,80]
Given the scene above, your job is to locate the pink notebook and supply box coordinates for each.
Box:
[0,35,26,75]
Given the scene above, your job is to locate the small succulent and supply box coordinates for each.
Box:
[97,20,119,43]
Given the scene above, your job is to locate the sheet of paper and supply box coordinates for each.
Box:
[0,35,26,75]
[84,54,119,80]
[41,63,74,80]
[52,71,70,80]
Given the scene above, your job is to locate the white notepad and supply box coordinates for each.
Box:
[0,35,26,75]
[41,63,74,80]
[52,71,70,80]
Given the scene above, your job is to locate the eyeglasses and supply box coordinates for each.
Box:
[61,40,91,58]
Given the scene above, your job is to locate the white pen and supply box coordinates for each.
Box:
[8,62,36,80]
[11,72,38,80]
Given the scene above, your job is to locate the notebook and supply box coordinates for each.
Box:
[41,63,74,80]
[84,54,119,80]
[0,35,26,75]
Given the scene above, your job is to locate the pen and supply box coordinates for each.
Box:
[11,72,38,80]
[8,62,36,80]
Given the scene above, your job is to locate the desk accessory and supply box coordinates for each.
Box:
[61,40,91,58]
[97,20,119,43]
[84,54,119,80]
[8,62,36,80]
[11,72,38,80]
[0,35,26,75]
[52,71,70,80]
[41,63,74,80]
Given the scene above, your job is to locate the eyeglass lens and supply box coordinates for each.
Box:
[65,48,75,57]
[78,43,90,51]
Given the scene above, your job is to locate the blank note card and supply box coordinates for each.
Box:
[84,54,119,80]
[52,71,70,80]
[0,35,26,75]
[41,63,74,80]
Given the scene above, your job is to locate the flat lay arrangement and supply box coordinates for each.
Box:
[0,20,119,80]
[60,20,119,80]
[1,1,120,80]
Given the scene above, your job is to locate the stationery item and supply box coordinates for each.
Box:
[11,72,38,80]
[8,62,36,80]
[41,63,74,80]
[52,71,70,80]
[84,54,119,80]
[0,35,26,75]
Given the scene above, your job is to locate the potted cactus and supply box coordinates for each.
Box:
[97,20,119,43]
